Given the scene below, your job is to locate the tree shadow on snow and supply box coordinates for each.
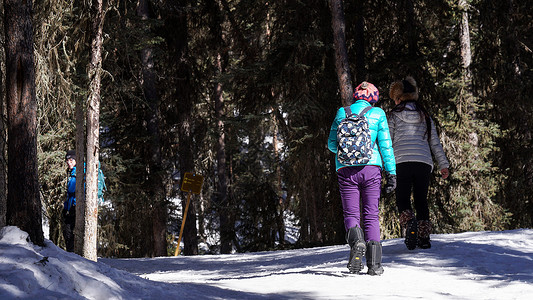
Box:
[102,245,349,280]
[102,232,533,294]
[174,282,321,300]
[381,237,533,284]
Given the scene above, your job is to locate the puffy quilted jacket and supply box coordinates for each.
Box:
[65,167,76,211]
[388,101,449,171]
[328,100,396,174]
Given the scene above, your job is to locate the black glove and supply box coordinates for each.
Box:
[384,173,397,194]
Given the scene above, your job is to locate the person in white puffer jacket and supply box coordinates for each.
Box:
[388,76,450,250]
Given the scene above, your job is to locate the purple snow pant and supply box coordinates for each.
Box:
[337,165,382,242]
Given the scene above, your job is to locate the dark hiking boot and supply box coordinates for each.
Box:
[404,218,418,250]
[417,220,432,249]
[346,226,366,274]
[399,209,415,228]
[400,210,417,250]
[366,240,384,276]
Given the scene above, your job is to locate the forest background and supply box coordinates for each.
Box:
[0,0,531,258]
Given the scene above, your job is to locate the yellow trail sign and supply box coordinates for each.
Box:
[175,173,204,256]
[180,172,204,194]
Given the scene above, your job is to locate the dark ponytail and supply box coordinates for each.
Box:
[416,102,432,142]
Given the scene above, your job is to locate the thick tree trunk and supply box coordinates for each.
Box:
[354,14,366,81]
[210,0,233,254]
[164,5,199,256]
[4,0,44,246]
[215,53,233,254]
[273,117,285,245]
[159,3,199,256]
[178,117,198,255]
[74,1,87,249]
[81,0,104,261]
[0,65,5,229]
[177,58,198,256]
[74,94,86,254]
[405,0,417,58]
[329,0,354,106]
[137,0,167,257]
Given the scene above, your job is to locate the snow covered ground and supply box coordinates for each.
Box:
[1,226,532,299]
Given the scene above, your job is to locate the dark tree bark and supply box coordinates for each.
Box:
[215,53,233,253]
[178,112,198,256]
[74,93,86,254]
[137,0,167,257]
[210,0,233,254]
[164,3,199,255]
[4,0,44,246]
[329,0,354,106]
[354,5,366,81]
[74,0,87,251]
[0,57,5,229]
[272,116,285,245]
[405,0,417,58]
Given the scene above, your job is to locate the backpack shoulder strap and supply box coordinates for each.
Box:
[360,106,376,148]
[343,106,353,117]
[358,106,373,117]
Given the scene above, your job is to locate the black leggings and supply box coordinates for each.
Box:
[395,162,432,221]
[62,206,76,252]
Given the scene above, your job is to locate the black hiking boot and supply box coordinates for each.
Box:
[366,240,384,276]
[400,210,417,250]
[404,219,418,250]
[346,226,366,274]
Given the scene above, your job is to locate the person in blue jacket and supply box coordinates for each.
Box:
[328,81,397,275]
[63,150,77,252]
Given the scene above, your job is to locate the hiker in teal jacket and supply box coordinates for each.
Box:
[63,150,77,252]
[327,81,396,275]
[328,100,396,173]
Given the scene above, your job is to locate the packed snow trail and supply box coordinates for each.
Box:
[102,229,533,299]
[1,226,532,299]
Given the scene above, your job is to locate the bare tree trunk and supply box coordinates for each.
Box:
[74,94,86,254]
[81,0,104,261]
[329,0,353,107]
[215,52,233,254]
[354,2,366,81]
[459,0,473,90]
[273,117,285,245]
[0,60,5,229]
[178,117,198,255]
[299,206,309,243]
[458,0,477,148]
[137,0,167,257]
[74,5,87,249]
[4,0,44,246]
[209,0,233,254]
[404,0,417,58]
[163,2,199,256]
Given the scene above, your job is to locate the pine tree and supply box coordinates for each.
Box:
[137,0,167,257]
[329,0,354,106]
[4,0,44,246]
